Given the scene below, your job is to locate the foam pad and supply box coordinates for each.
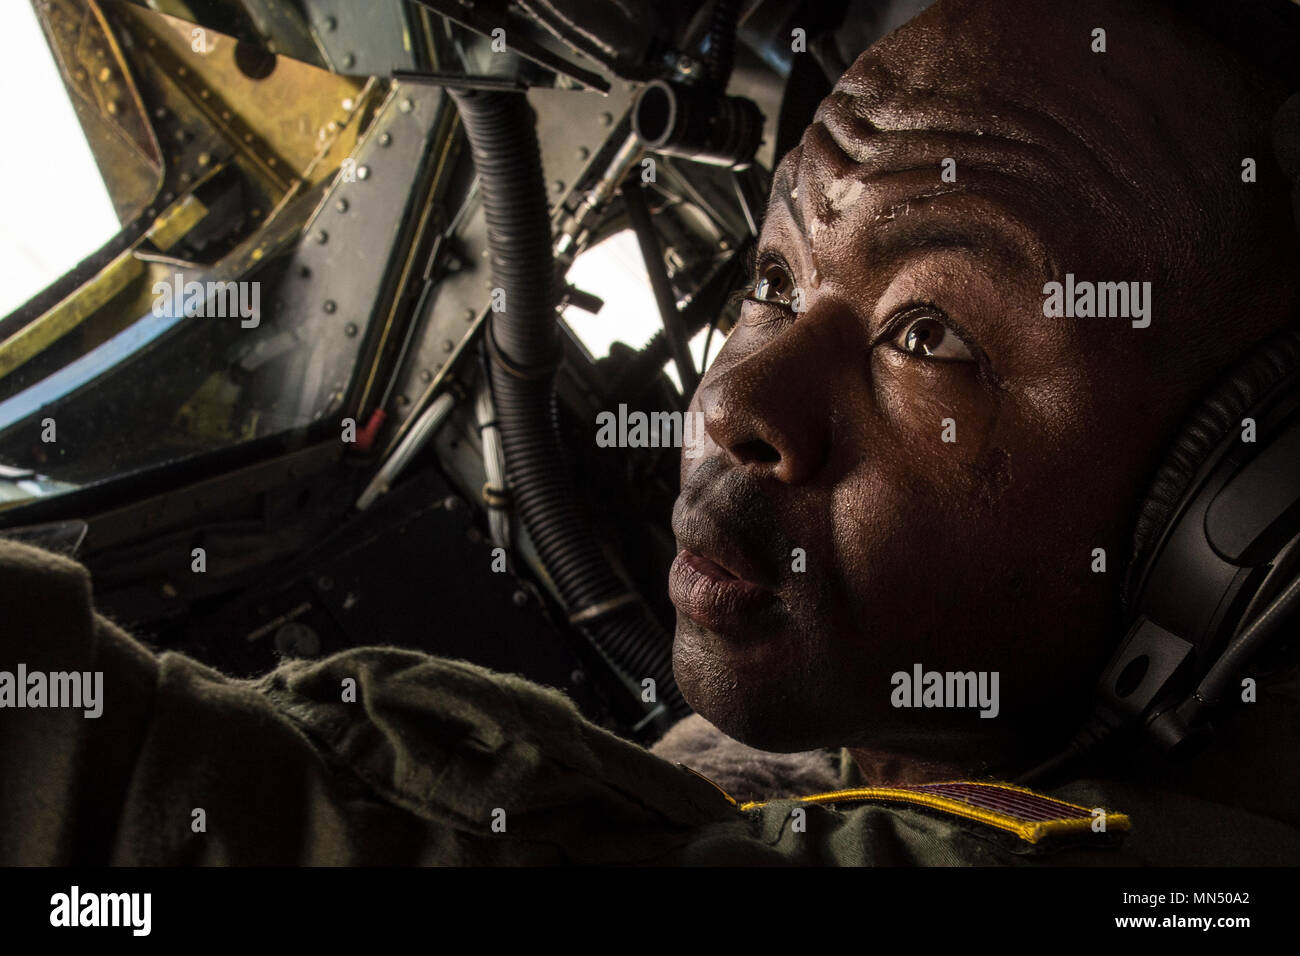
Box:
[1126,326,1300,611]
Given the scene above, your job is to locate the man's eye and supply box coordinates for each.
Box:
[750,260,794,305]
[892,312,975,362]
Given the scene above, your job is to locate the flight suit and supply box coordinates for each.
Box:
[1,536,1297,865]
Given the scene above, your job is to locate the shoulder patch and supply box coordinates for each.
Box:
[742,781,1129,845]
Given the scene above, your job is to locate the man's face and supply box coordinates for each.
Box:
[668,0,1294,757]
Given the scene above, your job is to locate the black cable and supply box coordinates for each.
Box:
[1186,569,1300,717]
[1019,571,1300,786]
[448,88,687,732]
[704,0,741,89]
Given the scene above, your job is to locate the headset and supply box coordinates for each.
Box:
[1019,90,1300,784]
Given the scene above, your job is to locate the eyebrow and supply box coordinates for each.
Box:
[771,179,1057,280]
[870,214,1055,278]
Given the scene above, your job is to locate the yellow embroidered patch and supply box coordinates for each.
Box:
[741,780,1129,845]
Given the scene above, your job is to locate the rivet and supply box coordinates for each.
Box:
[345,323,358,337]
[577,146,590,160]
[600,112,614,126]
[335,198,349,213]
[356,165,370,180]
[342,52,355,69]
[324,15,337,31]
[315,230,329,243]
[443,340,454,353]
[323,300,337,313]
[378,133,391,147]
[400,98,414,113]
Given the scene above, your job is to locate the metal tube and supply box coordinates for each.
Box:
[356,390,458,510]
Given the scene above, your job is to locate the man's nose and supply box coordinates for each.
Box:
[695,330,831,485]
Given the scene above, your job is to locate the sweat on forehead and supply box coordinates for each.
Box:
[766,0,1299,353]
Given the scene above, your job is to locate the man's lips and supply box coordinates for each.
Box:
[679,549,752,585]
[671,505,779,591]
[668,548,778,635]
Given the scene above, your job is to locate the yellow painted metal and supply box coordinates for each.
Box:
[146,193,209,250]
[115,3,370,194]
[0,251,143,380]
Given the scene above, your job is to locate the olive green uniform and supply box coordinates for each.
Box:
[1,538,1297,865]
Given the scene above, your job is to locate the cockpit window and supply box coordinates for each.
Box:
[0,0,378,509]
[0,0,124,321]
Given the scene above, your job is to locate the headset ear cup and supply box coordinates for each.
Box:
[1125,327,1300,613]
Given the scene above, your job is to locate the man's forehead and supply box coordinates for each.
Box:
[767,124,1062,282]
[777,62,1132,233]
[761,0,1222,284]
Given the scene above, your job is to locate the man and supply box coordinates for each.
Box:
[2,0,1299,864]
[672,0,1300,776]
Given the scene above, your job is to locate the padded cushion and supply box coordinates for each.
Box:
[1126,327,1300,610]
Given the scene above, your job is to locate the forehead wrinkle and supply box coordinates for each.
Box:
[782,127,1061,280]
[815,75,1145,223]
[813,106,1064,190]
[794,190,1057,293]
[770,149,808,237]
